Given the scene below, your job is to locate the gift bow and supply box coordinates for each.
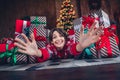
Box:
[0,44,18,65]
[33,28,46,41]
[82,16,99,28]
[31,16,46,27]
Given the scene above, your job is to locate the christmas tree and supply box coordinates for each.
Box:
[56,0,76,32]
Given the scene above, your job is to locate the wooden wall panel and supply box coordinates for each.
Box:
[79,0,114,17]
[80,0,89,16]
[0,0,56,39]
[0,0,120,42]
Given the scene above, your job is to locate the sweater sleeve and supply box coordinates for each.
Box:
[37,48,50,62]
[70,43,82,56]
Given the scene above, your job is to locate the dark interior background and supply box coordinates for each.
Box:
[0,0,120,47]
[0,0,57,38]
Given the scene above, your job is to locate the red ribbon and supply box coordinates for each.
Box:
[0,43,14,52]
[35,36,46,41]
[96,26,119,57]
[33,28,46,41]
[82,16,99,28]
[68,29,74,35]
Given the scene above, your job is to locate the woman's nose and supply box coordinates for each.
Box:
[56,36,61,40]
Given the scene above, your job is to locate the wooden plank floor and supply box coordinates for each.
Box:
[1,57,120,80]
[0,56,120,71]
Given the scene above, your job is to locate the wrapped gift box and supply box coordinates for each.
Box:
[67,29,75,43]
[0,19,40,65]
[15,19,30,37]
[73,18,82,43]
[94,27,120,58]
[0,43,35,65]
[0,43,15,65]
[89,9,110,28]
[7,54,37,65]
[73,16,120,59]
[30,16,49,48]
[7,19,37,65]
[90,35,120,58]
[15,19,31,43]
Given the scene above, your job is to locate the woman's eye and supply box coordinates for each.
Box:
[59,34,63,37]
[53,36,56,39]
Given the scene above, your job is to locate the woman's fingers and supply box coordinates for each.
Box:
[15,38,27,47]
[91,35,101,44]
[30,33,36,42]
[91,27,102,36]
[88,23,103,36]
[17,49,27,54]
[14,42,26,50]
[80,25,84,34]
[89,22,97,32]
[79,25,84,36]
[21,33,30,43]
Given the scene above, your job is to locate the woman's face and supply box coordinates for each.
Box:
[51,31,65,50]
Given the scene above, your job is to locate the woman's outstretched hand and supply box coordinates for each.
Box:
[76,22,102,52]
[14,33,42,57]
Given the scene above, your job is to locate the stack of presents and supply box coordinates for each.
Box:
[0,16,49,65]
[0,10,120,65]
[73,10,120,59]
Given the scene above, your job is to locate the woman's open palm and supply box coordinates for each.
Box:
[79,22,102,49]
[14,33,38,56]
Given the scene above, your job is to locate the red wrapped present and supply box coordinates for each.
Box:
[0,43,14,53]
[15,19,30,37]
[15,19,30,44]
[0,43,15,64]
